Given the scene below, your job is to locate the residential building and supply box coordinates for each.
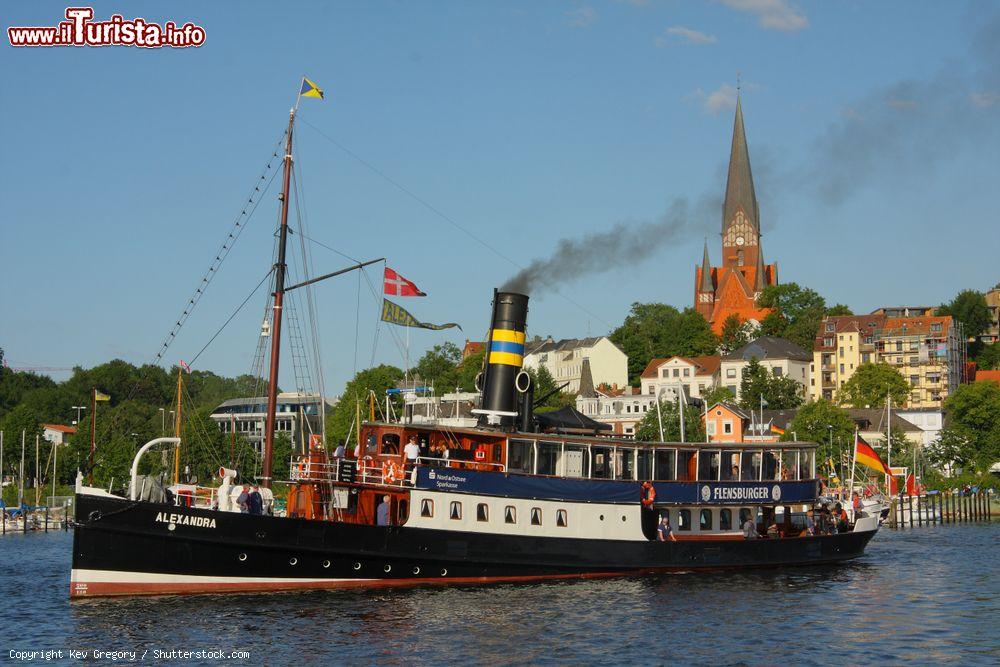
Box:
[42,424,76,446]
[694,95,778,334]
[810,314,887,402]
[704,402,781,445]
[871,306,934,318]
[720,336,811,403]
[873,316,964,408]
[523,336,627,394]
[210,392,335,455]
[640,355,721,401]
[576,386,657,438]
[976,369,1000,384]
[461,339,485,360]
[984,284,1000,344]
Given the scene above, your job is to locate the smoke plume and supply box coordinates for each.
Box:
[803,15,1000,205]
[502,195,718,295]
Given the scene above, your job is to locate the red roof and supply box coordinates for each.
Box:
[462,340,485,359]
[976,370,1000,384]
[640,355,721,379]
[42,424,76,434]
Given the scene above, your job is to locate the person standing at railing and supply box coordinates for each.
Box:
[237,484,250,514]
[404,435,420,467]
[248,485,263,516]
[333,442,345,458]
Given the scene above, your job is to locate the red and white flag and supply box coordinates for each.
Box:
[383,267,426,297]
[179,360,192,374]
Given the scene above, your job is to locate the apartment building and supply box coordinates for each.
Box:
[720,336,811,403]
[522,337,628,394]
[810,314,886,402]
[640,355,721,401]
[873,316,964,408]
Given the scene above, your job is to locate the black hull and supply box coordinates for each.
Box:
[71,494,877,597]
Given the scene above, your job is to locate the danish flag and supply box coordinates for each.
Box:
[383,267,426,297]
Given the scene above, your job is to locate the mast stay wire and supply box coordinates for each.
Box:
[187,268,276,369]
[297,114,614,331]
[153,130,288,366]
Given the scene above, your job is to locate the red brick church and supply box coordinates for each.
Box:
[694,96,777,334]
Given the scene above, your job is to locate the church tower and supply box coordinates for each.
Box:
[693,94,778,334]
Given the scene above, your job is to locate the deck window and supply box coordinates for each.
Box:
[722,451,741,481]
[450,501,462,520]
[530,508,542,526]
[764,450,781,481]
[739,508,753,527]
[505,506,516,524]
[561,444,588,478]
[784,451,800,480]
[678,451,697,481]
[507,439,535,475]
[615,447,636,480]
[678,509,691,531]
[654,449,676,481]
[381,433,401,455]
[700,509,713,531]
[420,499,434,518]
[556,509,568,527]
[477,503,489,522]
[591,446,613,479]
[720,508,732,531]
[698,450,721,481]
[537,441,561,476]
[637,448,654,480]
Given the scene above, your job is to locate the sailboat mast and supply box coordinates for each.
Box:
[262,108,296,489]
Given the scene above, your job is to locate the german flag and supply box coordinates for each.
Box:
[854,434,890,475]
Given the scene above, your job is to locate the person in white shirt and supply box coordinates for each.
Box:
[403,435,420,465]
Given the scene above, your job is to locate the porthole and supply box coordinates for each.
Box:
[353,562,362,570]
[412,566,420,575]
[440,568,448,576]
[599,515,605,521]
[289,557,298,566]
[622,515,627,522]
[384,564,392,573]
[238,552,247,562]
[322,560,331,569]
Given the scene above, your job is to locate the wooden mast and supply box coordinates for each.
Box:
[173,368,183,484]
[262,108,296,489]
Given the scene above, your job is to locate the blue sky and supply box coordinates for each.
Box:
[2,1,998,395]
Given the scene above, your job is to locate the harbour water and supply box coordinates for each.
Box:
[3,524,998,665]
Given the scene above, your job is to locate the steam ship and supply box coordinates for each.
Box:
[70,99,880,598]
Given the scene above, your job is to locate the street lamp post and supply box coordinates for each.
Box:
[70,405,86,426]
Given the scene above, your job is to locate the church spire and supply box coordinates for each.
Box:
[753,242,767,292]
[723,93,759,234]
[699,238,714,292]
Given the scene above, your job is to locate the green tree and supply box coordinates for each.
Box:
[837,362,910,408]
[738,358,804,410]
[413,342,463,390]
[526,365,573,412]
[756,283,849,351]
[974,342,1000,370]
[938,381,1000,473]
[634,399,706,443]
[701,385,735,408]
[610,303,719,385]
[454,348,486,392]
[325,365,404,448]
[719,314,749,353]
[937,289,991,340]
[0,367,56,420]
[782,399,855,461]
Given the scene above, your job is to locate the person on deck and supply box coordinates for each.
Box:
[237,484,250,513]
[404,435,420,467]
[333,442,346,458]
[833,503,849,533]
[376,495,391,526]
[805,509,816,536]
[657,514,676,542]
[248,485,263,515]
[742,514,757,540]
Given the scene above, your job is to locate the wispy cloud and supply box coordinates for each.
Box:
[970,91,1000,107]
[718,0,808,32]
[687,82,739,115]
[566,6,598,29]
[655,25,717,46]
[615,0,650,6]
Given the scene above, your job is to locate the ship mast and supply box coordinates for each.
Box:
[262,108,296,489]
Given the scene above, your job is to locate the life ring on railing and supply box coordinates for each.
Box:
[382,460,402,484]
[641,481,656,507]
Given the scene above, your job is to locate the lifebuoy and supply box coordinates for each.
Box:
[641,481,656,507]
[382,460,402,484]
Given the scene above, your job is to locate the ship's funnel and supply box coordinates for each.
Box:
[473,290,529,428]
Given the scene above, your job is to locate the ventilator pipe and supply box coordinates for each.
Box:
[130,438,181,501]
[516,371,535,433]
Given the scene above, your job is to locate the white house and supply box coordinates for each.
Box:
[523,336,627,394]
[42,424,76,446]
[639,356,721,401]
[720,336,811,402]
[575,387,657,438]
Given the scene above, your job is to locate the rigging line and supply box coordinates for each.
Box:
[297,115,614,330]
[188,268,276,369]
[354,268,361,376]
[153,132,287,365]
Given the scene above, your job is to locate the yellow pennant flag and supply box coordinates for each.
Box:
[300,77,324,100]
[94,390,110,402]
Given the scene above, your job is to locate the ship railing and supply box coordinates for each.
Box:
[288,456,506,487]
[290,459,349,483]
